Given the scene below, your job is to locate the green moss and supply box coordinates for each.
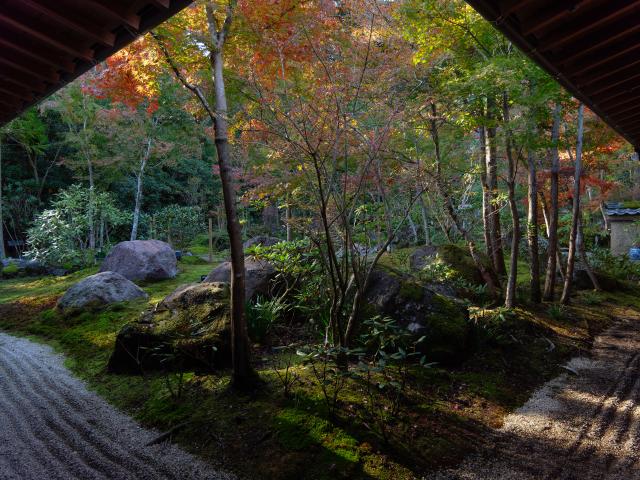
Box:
[436,244,489,285]
[398,281,424,301]
[179,255,209,265]
[421,294,470,364]
[274,407,361,478]
[1,263,19,277]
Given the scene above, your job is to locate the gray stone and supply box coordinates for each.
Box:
[204,258,276,300]
[100,240,177,282]
[365,268,471,365]
[243,236,281,250]
[108,282,231,374]
[57,271,148,311]
[408,245,438,271]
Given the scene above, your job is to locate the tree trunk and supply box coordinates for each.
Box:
[561,103,584,304]
[578,215,601,291]
[479,125,493,258]
[486,97,506,277]
[418,190,430,246]
[543,103,562,301]
[0,136,5,260]
[503,92,519,308]
[527,149,541,303]
[87,157,96,252]
[131,172,144,241]
[131,140,151,241]
[207,5,252,388]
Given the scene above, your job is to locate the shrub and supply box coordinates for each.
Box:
[154,205,205,250]
[26,185,128,266]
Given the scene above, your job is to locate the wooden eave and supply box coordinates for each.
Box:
[465,0,640,149]
[0,0,193,126]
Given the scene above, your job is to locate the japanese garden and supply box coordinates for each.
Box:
[2,1,640,479]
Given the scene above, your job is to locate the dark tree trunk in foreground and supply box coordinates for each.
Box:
[153,1,254,389]
[0,136,5,260]
[503,92,519,308]
[543,103,562,301]
[206,4,252,388]
[527,149,541,303]
[561,103,584,304]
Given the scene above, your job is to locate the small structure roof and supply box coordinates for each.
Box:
[604,202,640,217]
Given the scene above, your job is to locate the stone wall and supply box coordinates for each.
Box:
[610,218,640,256]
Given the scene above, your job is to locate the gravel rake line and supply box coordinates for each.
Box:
[0,333,234,480]
[0,344,172,480]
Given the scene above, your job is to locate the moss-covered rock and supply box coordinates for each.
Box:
[107,282,231,374]
[365,268,471,365]
[1,263,18,278]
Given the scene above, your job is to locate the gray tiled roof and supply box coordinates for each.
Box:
[605,202,640,216]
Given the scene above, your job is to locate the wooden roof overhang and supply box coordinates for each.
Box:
[0,0,193,126]
[465,0,640,149]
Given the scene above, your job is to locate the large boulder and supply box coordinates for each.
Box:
[409,244,496,287]
[108,282,231,374]
[243,236,281,250]
[100,240,177,282]
[57,271,148,312]
[365,268,471,365]
[204,258,276,300]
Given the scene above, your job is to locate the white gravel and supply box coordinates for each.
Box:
[0,332,235,480]
[429,318,640,480]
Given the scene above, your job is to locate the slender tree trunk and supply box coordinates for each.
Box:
[131,139,151,241]
[578,215,600,290]
[206,4,252,388]
[543,103,562,300]
[561,104,584,304]
[285,193,292,242]
[87,157,96,251]
[503,93,519,308]
[527,149,541,303]
[131,172,144,241]
[479,125,492,257]
[0,136,5,260]
[486,97,506,277]
[418,191,430,246]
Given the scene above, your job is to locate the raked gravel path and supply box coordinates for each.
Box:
[430,317,640,480]
[0,332,234,480]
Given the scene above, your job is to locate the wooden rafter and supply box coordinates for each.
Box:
[0,10,94,61]
[19,0,117,47]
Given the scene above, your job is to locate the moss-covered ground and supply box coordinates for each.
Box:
[1,254,639,479]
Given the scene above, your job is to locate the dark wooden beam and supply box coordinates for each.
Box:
[611,110,640,124]
[0,54,61,83]
[0,36,74,74]
[574,55,640,89]
[0,86,33,102]
[550,21,640,66]
[147,0,171,9]
[498,0,539,17]
[84,0,141,30]
[0,69,47,93]
[521,0,595,37]
[565,37,640,77]
[586,71,640,97]
[19,0,116,47]
[537,1,640,53]
[0,12,94,61]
